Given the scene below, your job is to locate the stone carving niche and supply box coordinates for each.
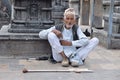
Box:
[8,0,69,33]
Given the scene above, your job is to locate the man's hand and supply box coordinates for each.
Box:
[60,40,72,46]
[52,29,63,38]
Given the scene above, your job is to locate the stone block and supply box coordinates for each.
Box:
[0,39,51,58]
[104,20,120,34]
[103,15,120,33]
[93,28,120,49]
[114,6,120,13]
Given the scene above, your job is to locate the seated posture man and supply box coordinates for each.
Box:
[39,8,99,67]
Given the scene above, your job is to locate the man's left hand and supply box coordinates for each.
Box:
[60,40,72,46]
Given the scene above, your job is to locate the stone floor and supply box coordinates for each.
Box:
[0,44,120,80]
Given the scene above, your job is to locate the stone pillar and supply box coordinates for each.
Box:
[80,0,90,25]
[69,0,80,24]
[0,0,1,7]
[93,0,103,29]
[69,0,80,15]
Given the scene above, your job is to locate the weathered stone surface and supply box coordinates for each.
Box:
[103,0,120,15]
[93,0,103,28]
[114,6,120,13]
[104,20,120,34]
[93,28,120,49]
[9,0,69,33]
[69,0,80,15]
[103,0,120,6]
[103,15,120,34]
[0,39,51,58]
[0,4,10,29]
[0,25,51,57]
[80,0,90,25]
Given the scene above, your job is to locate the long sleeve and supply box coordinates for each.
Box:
[39,26,55,39]
[72,27,89,47]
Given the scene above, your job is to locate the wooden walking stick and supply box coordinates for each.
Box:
[22,68,93,73]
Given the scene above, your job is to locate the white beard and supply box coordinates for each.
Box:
[66,24,73,29]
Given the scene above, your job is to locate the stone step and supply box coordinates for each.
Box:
[0,25,51,58]
[111,38,120,49]
[114,6,120,13]
[103,15,120,34]
[103,0,120,6]
[0,38,51,58]
[93,28,120,49]
[0,33,40,40]
[0,33,51,58]
[8,28,44,33]
[102,0,120,15]
[103,15,120,23]
[113,13,120,18]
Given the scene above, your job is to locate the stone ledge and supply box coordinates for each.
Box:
[113,13,120,17]
[111,38,120,49]
[103,15,120,23]
[0,39,51,58]
[0,32,40,40]
[103,0,120,6]
[114,6,120,13]
[0,25,51,57]
[69,0,79,3]
[93,28,120,49]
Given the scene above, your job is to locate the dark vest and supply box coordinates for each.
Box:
[55,24,78,40]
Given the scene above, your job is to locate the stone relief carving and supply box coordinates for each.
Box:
[0,6,9,19]
[55,0,61,5]
[29,4,38,20]
[8,0,68,33]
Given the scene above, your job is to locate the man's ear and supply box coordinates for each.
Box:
[73,19,76,24]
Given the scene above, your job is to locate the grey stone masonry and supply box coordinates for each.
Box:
[114,6,120,13]
[0,0,10,29]
[93,0,103,29]
[80,0,90,25]
[103,0,120,6]
[103,0,120,34]
[69,0,80,15]
[103,0,120,15]
[0,25,51,58]
[8,0,69,33]
[98,0,120,49]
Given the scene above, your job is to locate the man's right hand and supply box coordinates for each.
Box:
[52,29,63,38]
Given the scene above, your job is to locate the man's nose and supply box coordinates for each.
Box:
[68,19,72,23]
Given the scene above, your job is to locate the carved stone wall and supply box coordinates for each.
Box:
[0,0,10,29]
[8,0,69,33]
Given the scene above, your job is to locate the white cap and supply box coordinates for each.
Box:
[64,8,76,16]
[64,8,76,18]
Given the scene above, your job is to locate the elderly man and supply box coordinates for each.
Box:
[39,8,99,67]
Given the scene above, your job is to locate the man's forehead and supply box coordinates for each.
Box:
[65,14,75,18]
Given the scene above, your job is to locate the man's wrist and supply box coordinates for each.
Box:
[68,41,72,46]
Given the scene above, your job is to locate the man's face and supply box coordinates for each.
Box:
[63,14,76,29]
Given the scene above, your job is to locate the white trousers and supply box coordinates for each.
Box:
[48,32,99,62]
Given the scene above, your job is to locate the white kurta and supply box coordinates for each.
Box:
[39,26,99,62]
